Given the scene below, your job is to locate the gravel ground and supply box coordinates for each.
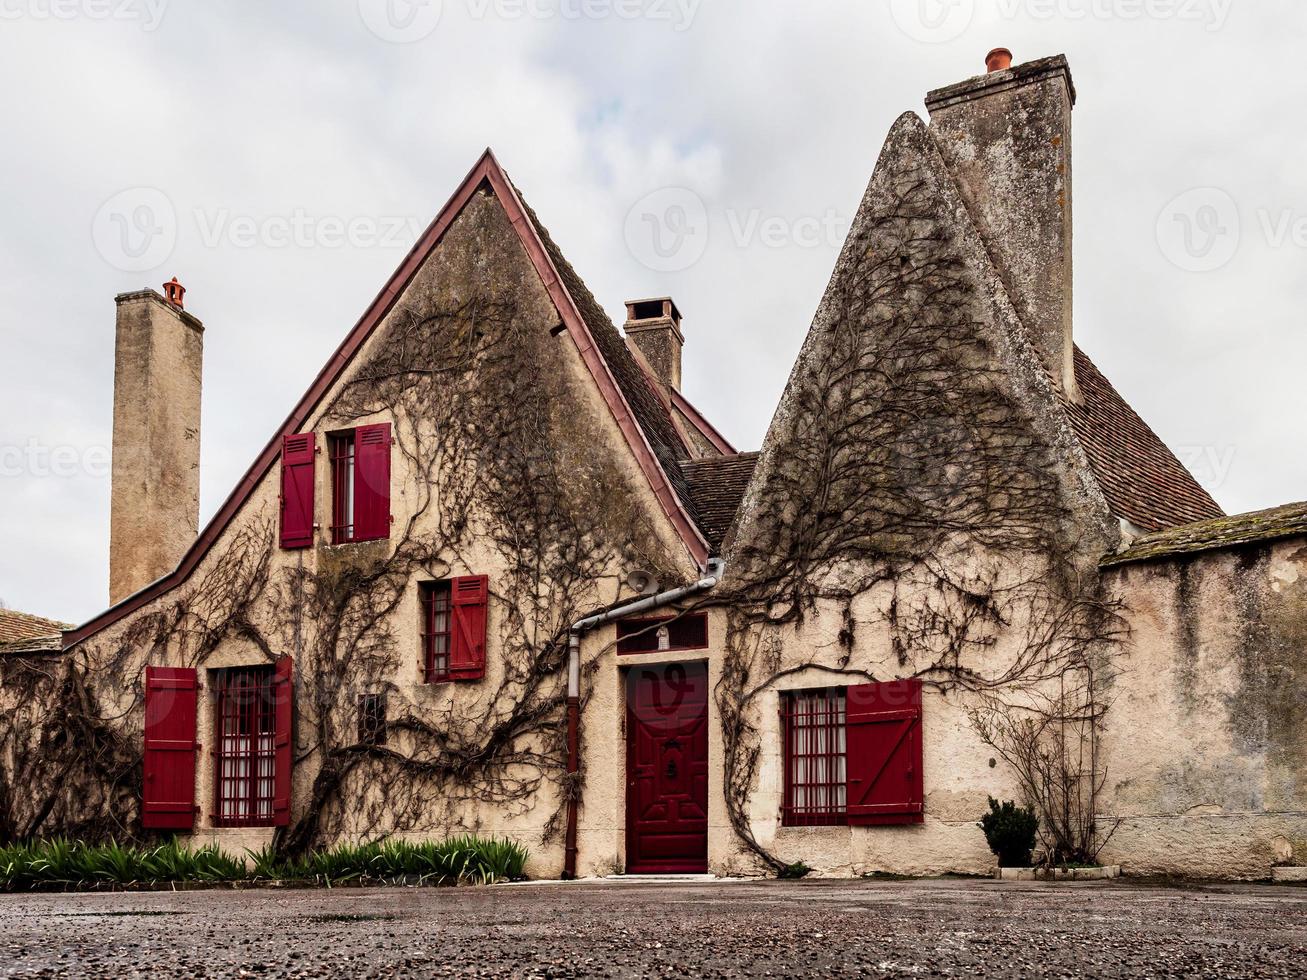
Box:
[1,877,1305,978]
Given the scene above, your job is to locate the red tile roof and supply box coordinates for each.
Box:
[1065,347,1224,532]
[0,609,71,647]
[681,453,760,551]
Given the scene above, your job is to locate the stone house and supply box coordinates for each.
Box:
[2,50,1304,880]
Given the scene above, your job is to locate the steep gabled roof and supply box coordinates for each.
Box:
[65,150,710,649]
[1065,347,1224,532]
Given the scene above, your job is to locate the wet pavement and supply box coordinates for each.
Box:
[1,876,1304,977]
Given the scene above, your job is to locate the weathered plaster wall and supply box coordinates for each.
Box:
[1100,540,1307,878]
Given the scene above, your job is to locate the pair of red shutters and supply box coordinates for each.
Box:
[141,660,293,832]
[280,424,391,550]
[846,680,924,825]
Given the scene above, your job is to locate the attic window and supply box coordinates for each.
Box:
[631,300,665,321]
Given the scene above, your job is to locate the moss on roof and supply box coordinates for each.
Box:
[1101,500,1307,568]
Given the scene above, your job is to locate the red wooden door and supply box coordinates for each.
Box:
[625,662,709,874]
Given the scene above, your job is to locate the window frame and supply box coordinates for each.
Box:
[328,431,357,545]
[212,666,279,828]
[780,688,849,827]
[421,581,454,684]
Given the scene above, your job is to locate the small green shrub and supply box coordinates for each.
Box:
[778,861,811,880]
[980,798,1039,868]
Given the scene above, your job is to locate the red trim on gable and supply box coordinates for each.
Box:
[65,149,707,650]
[670,389,736,456]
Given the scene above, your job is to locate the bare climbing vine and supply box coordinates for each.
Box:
[0,244,678,853]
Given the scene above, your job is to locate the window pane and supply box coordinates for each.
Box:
[782,690,848,827]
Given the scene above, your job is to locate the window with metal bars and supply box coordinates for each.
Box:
[328,432,356,545]
[781,689,848,826]
[213,667,278,827]
[420,581,453,683]
[358,693,388,746]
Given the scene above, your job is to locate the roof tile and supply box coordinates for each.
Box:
[1065,347,1224,532]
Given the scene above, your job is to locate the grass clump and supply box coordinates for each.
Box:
[0,835,528,892]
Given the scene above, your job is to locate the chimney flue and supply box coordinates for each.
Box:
[925,54,1080,402]
[109,287,204,604]
[162,276,186,309]
[986,47,1013,73]
[623,297,684,391]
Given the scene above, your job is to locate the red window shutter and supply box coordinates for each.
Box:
[272,657,294,827]
[142,666,199,831]
[845,679,924,826]
[280,433,316,549]
[353,423,392,542]
[449,575,489,680]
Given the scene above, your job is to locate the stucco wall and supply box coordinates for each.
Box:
[1099,540,1307,878]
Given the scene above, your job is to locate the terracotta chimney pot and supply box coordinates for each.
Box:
[986,48,1014,73]
[163,276,186,309]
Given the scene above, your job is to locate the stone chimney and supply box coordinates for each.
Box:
[109,281,203,604]
[624,297,684,390]
[926,52,1080,401]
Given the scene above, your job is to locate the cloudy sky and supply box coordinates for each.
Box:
[1,1,1304,623]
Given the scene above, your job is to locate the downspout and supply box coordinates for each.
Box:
[561,557,725,880]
